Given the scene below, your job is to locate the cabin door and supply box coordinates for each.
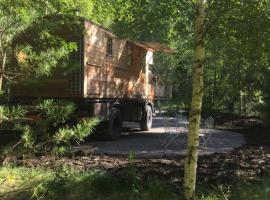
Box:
[87,64,101,96]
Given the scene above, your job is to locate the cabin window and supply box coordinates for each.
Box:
[127,55,132,65]
[127,46,132,65]
[68,41,82,94]
[69,42,81,63]
[106,36,113,56]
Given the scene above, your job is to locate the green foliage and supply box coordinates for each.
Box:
[197,179,270,200]
[12,14,82,81]
[0,0,39,95]
[53,118,99,155]
[1,166,270,200]
[1,0,269,118]
[230,180,270,200]
[39,99,75,126]
[0,100,99,156]
[0,0,112,94]
[124,152,141,193]
[200,0,270,115]
[0,166,177,200]
[0,105,26,121]
[110,0,270,116]
[16,42,77,78]
[1,0,269,122]
[20,125,34,148]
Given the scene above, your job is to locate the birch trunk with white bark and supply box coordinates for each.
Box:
[183,1,206,200]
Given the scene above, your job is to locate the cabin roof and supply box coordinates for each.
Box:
[80,18,173,53]
[44,14,173,53]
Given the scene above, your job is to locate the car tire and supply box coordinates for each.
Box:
[140,105,152,131]
[106,108,122,140]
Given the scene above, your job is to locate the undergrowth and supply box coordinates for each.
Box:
[0,164,269,200]
[0,99,100,156]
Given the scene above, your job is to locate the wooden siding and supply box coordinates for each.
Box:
[83,21,155,100]
[11,68,83,98]
[11,20,156,101]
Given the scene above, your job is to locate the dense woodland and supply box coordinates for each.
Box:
[0,1,270,200]
[1,0,270,121]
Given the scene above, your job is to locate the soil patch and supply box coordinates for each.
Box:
[16,146,269,191]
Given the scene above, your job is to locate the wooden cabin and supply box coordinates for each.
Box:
[11,16,172,139]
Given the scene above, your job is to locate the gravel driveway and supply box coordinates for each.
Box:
[73,116,246,158]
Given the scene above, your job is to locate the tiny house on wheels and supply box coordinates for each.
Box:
[11,15,171,139]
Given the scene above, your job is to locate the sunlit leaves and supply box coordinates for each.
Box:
[203,0,270,113]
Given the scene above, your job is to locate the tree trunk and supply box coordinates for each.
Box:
[183,1,205,200]
[239,90,243,115]
[0,51,7,92]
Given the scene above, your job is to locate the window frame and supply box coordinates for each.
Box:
[127,45,133,66]
[106,36,113,57]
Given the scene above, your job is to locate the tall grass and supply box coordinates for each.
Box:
[0,166,269,200]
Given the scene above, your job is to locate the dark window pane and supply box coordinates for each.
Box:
[127,55,132,65]
[127,45,132,65]
[107,37,113,56]
[68,41,82,94]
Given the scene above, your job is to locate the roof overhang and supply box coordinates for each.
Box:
[128,40,174,53]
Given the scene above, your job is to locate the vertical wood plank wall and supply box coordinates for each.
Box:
[11,20,156,101]
[11,69,82,98]
[84,21,155,100]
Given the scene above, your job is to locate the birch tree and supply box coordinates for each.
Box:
[183,1,206,199]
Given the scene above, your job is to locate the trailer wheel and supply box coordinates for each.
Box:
[140,105,152,131]
[107,108,122,140]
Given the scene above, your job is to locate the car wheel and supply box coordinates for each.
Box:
[140,105,152,131]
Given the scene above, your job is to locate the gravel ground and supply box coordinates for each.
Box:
[73,116,246,158]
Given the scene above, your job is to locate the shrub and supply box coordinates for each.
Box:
[1,99,99,156]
